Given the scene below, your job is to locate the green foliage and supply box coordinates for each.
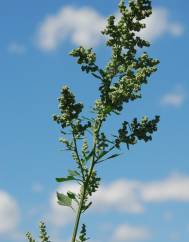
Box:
[26,232,36,242]
[39,222,51,242]
[77,224,89,242]
[26,222,51,242]
[115,115,160,149]
[70,47,98,74]
[26,1,160,242]
[53,86,84,129]
[57,192,72,207]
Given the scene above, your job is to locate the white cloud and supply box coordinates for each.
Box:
[92,180,144,213]
[141,173,189,202]
[48,180,144,228]
[8,42,26,55]
[36,6,106,51]
[48,173,189,228]
[161,87,186,107]
[0,190,20,234]
[139,8,184,41]
[93,173,189,213]
[47,183,79,227]
[113,224,151,241]
[36,5,183,52]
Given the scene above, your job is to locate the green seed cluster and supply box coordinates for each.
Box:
[39,222,51,242]
[53,86,83,128]
[97,132,109,151]
[26,232,36,242]
[92,0,159,117]
[85,171,101,196]
[70,47,98,74]
[82,139,89,157]
[72,120,91,137]
[78,224,88,242]
[115,115,160,149]
[26,222,51,242]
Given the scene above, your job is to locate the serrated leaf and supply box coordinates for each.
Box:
[57,192,72,207]
[56,175,75,183]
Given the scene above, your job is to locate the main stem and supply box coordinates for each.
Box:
[71,185,85,242]
[70,121,102,242]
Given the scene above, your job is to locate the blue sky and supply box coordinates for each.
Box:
[0,0,189,242]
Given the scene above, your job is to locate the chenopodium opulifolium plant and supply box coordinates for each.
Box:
[26,1,160,242]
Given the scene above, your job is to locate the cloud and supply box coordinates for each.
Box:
[161,86,186,107]
[0,190,20,234]
[141,173,189,202]
[8,42,26,55]
[48,173,189,228]
[48,180,144,229]
[138,8,184,41]
[112,224,151,241]
[36,6,106,51]
[92,180,144,213]
[93,173,189,212]
[36,5,183,52]
[47,183,79,227]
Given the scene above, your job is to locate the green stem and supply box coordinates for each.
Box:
[71,164,96,242]
[71,124,85,180]
[71,185,85,242]
[70,121,102,242]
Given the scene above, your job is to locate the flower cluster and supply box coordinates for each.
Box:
[92,0,159,118]
[70,47,98,74]
[78,224,89,242]
[53,86,83,128]
[115,115,160,149]
[26,222,51,242]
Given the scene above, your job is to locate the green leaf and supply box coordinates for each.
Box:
[82,201,92,212]
[97,153,121,163]
[57,192,72,207]
[103,105,113,114]
[96,146,115,161]
[67,191,77,200]
[56,175,75,182]
[113,110,120,115]
[84,148,95,162]
[68,170,80,177]
[92,73,102,80]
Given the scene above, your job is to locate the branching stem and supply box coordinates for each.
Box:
[71,120,102,242]
[71,124,85,180]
